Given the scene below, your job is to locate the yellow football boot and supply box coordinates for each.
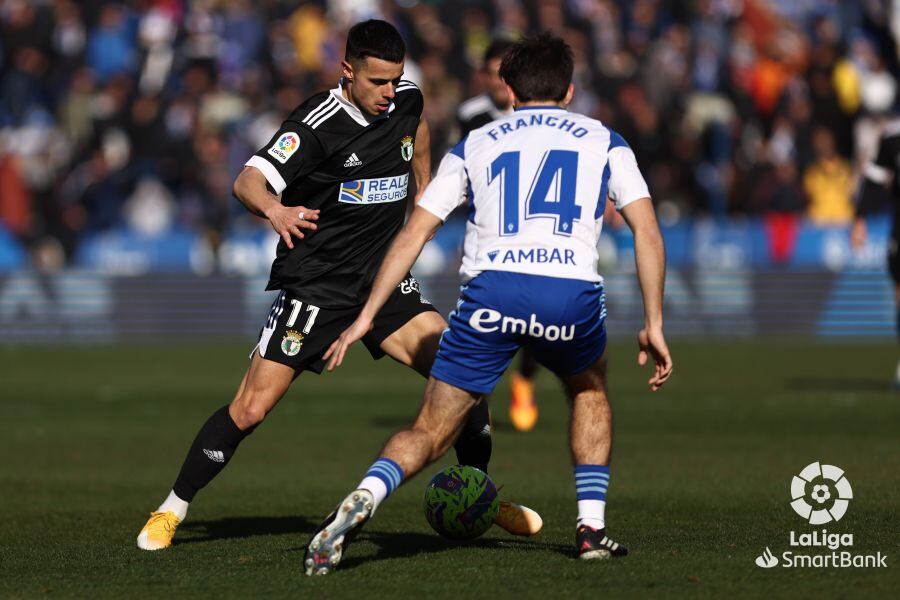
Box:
[494,500,543,537]
[137,511,181,550]
[509,372,538,432]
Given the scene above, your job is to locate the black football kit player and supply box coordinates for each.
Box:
[244,79,437,373]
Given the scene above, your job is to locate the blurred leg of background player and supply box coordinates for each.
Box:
[509,347,539,431]
[136,311,510,550]
[852,218,900,387]
[883,247,900,387]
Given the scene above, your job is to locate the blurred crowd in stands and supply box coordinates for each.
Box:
[1,0,899,269]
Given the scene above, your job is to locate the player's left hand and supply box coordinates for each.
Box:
[323,317,374,372]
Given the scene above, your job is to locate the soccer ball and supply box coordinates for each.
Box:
[423,465,499,540]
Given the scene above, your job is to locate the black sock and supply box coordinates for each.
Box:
[519,347,539,379]
[455,398,492,473]
[172,405,254,502]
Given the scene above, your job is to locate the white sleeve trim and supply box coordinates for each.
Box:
[607,146,650,211]
[417,153,468,221]
[418,202,449,221]
[245,155,287,195]
[864,162,890,184]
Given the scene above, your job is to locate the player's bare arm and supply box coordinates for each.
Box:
[412,117,431,203]
[324,206,442,371]
[850,217,867,249]
[232,166,319,250]
[620,197,672,390]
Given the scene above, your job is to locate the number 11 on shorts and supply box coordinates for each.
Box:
[287,299,320,333]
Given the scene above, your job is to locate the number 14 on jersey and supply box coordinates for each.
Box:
[489,150,583,237]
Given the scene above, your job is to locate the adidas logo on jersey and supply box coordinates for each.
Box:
[344,153,363,167]
[203,449,225,463]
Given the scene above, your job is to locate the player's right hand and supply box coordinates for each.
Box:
[637,325,673,391]
[323,317,375,372]
[265,204,319,249]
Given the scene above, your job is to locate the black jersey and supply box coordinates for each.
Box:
[859,118,900,235]
[456,94,511,137]
[245,81,423,308]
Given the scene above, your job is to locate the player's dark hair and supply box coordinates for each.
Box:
[499,32,573,103]
[345,19,406,65]
[484,37,514,64]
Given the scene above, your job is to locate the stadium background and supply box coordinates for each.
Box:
[2,1,899,597]
[1,0,898,339]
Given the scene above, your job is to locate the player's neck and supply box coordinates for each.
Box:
[513,100,567,110]
[340,80,379,124]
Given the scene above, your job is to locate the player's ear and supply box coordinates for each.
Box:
[562,83,574,107]
[341,59,354,82]
[504,83,516,107]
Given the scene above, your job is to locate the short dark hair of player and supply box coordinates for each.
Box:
[484,37,514,64]
[499,32,573,102]
[345,19,406,65]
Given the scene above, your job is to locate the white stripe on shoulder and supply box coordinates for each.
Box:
[458,95,493,120]
[396,79,419,91]
[308,102,342,129]
[302,95,338,125]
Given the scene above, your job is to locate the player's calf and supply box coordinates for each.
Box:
[454,397,492,472]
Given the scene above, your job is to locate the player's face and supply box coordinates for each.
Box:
[343,57,405,117]
[484,57,511,109]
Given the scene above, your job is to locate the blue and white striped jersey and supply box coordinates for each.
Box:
[418,106,650,283]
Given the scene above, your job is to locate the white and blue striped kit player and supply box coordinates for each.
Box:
[417,106,651,394]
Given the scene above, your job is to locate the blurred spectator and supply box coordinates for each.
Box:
[0,0,897,270]
[0,150,31,236]
[86,4,137,83]
[804,126,855,224]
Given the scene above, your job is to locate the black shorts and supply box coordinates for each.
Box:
[253,275,439,374]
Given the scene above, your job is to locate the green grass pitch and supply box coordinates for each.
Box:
[1,341,898,598]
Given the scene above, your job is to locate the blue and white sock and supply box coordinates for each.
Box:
[358,457,405,513]
[574,464,609,529]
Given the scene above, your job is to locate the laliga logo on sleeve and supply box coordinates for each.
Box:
[790,461,852,524]
[268,132,300,164]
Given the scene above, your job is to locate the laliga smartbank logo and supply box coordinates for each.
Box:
[754,462,887,569]
[789,461,852,524]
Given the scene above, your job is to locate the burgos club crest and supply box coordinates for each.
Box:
[281,330,304,356]
[400,135,414,161]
